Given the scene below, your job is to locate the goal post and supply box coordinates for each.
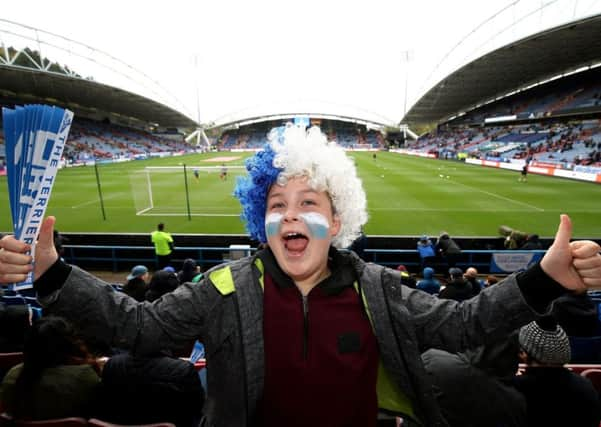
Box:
[129,165,247,216]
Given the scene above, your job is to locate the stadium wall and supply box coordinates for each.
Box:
[390,150,601,184]
[464,158,601,183]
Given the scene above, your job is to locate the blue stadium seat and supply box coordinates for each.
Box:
[569,335,601,364]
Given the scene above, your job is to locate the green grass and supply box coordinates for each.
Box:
[1,151,600,238]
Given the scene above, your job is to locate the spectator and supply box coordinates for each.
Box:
[1,125,600,427]
[416,267,441,295]
[521,234,543,250]
[416,235,436,268]
[151,223,174,269]
[464,267,483,296]
[98,352,204,426]
[500,226,528,250]
[435,231,461,268]
[177,258,201,284]
[421,334,526,427]
[0,316,100,420]
[122,265,149,302]
[53,229,68,260]
[439,267,473,302]
[145,270,180,302]
[551,290,601,337]
[0,289,32,355]
[514,317,601,427]
[485,275,499,287]
[396,264,417,289]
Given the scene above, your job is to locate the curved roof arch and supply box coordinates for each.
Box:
[0,65,198,128]
[404,14,601,126]
[209,100,396,130]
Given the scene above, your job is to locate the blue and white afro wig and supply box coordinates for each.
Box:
[233,124,367,248]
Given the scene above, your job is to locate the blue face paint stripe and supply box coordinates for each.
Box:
[265,213,283,238]
[299,212,330,239]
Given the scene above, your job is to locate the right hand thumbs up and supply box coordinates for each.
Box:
[0,216,58,284]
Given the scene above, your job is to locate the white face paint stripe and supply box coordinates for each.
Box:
[298,212,330,228]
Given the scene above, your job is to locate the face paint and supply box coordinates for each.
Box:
[299,212,330,239]
[265,213,283,238]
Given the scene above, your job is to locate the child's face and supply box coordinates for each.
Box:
[265,176,340,286]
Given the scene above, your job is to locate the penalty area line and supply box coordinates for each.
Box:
[136,212,240,217]
[451,180,545,212]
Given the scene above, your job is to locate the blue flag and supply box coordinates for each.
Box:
[2,104,73,289]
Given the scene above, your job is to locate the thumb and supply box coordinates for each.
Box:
[552,214,572,248]
[37,216,56,248]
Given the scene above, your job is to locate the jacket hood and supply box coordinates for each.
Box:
[423,267,434,279]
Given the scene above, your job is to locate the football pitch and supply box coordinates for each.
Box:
[1,151,600,238]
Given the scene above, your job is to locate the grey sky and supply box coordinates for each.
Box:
[4,0,600,125]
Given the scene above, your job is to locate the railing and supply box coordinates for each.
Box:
[63,244,546,274]
[63,244,254,272]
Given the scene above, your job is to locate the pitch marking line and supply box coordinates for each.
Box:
[137,212,240,217]
[71,194,119,209]
[451,180,545,212]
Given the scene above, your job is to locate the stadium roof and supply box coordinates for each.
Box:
[404,14,601,126]
[0,65,198,129]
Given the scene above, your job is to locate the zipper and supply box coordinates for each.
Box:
[233,293,250,424]
[302,294,309,360]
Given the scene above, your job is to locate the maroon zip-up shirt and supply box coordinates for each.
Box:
[259,248,379,427]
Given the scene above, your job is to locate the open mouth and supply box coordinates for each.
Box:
[283,232,309,254]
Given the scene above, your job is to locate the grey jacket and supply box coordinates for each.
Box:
[40,251,537,427]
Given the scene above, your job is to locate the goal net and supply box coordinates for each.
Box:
[130,165,247,216]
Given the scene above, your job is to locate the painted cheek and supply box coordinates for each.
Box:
[299,212,330,239]
[265,213,283,238]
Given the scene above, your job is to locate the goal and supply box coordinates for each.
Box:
[130,165,246,216]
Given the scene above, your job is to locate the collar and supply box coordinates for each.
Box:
[256,246,357,296]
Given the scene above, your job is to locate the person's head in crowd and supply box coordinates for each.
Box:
[234,124,366,289]
[178,258,200,284]
[418,235,431,245]
[145,270,179,302]
[396,264,408,273]
[518,316,571,366]
[163,266,176,273]
[448,267,464,280]
[11,316,98,416]
[464,267,478,279]
[22,316,96,368]
[527,234,540,243]
[157,223,165,232]
[126,265,149,283]
[485,275,499,287]
[439,231,450,240]
[422,267,434,279]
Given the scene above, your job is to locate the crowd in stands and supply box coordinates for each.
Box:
[411,68,601,169]
[0,116,192,167]
[217,118,385,151]
[413,119,601,168]
[63,118,191,163]
[0,257,208,425]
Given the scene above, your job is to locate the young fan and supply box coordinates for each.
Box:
[1,124,600,427]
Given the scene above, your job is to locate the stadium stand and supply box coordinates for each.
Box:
[407,67,601,170]
[217,118,384,150]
